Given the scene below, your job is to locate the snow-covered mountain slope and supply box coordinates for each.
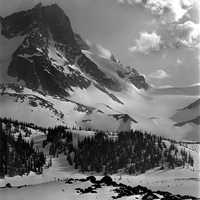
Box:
[0,3,199,141]
[172,98,200,123]
[170,99,200,141]
[0,83,99,127]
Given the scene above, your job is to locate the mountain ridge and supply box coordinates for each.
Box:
[0,3,149,98]
[0,3,199,141]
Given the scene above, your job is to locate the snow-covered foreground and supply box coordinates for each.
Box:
[117,168,200,198]
[0,154,199,199]
[0,170,199,200]
[0,125,199,199]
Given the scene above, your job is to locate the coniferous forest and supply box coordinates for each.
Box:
[73,131,194,174]
[0,117,194,178]
[45,129,194,175]
[0,119,46,178]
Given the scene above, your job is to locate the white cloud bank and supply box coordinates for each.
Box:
[86,41,116,60]
[129,32,162,54]
[148,69,170,79]
[118,0,200,53]
[175,21,200,48]
[117,0,196,22]
[130,22,200,54]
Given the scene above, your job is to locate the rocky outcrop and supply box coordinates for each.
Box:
[0,3,149,98]
[117,66,148,89]
[1,4,92,97]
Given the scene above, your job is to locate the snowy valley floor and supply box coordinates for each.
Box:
[0,154,199,200]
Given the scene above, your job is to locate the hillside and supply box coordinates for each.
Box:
[0,118,199,199]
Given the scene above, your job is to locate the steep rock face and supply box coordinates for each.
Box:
[1,4,92,96]
[110,114,137,123]
[1,3,76,46]
[0,3,149,98]
[117,66,148,90]
[74,33,90,50]
[77,54,121,91]
[0,4,121,96]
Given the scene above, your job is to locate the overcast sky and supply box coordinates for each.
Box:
[0,0,199,87]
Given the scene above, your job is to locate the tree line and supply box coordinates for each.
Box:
[71,131,194,174]
[0,121,46,178]
[0,117,194,177]
[46,129,194,174]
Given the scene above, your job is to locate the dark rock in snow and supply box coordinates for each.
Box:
[99,176,113,186]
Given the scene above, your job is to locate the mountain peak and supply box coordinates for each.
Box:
[0,3,149,99]
[1,3,76,46]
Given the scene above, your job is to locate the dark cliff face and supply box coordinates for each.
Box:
[117,66,149,90]
[0,4,91,96]
[0,3,123,95]
[77,54,122,91]
[110,114,138,123]
[1,4,76,45]
[74,33,90,50]
[129,75,148,90]
[0,3,149,97]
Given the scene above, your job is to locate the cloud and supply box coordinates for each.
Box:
[94,44,112,59]
[148,69,170,79]
[130,21,199,54]
[117,0,200,50]
[176,58,183,64]
[157,20,200,49]
[175,21,200,48]
[129,32,162,54]
[117,0,196,22]
[86,41,114,59]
